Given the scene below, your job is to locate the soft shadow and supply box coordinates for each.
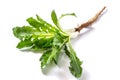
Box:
[42,62,56,74]
[39,50,90,80]
[78,69,90,80]
[56,70,70,80]
[20,48,43,54]
[71,27,94,44]
[98,8,107,21]
[79,27,94,38]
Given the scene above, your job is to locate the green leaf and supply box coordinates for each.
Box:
[36,15,56,32]
[36,15,52,27]
[40,45,62,69]
[40,49,53,69]
[51,10,58,27]
[64,43,82,78]
[17,37,33,49]
[13,25,55,50]
[52,33,69,64]
[32,34,54,49]
[59,13,77,20]
[27,17,42,30]
[13,26,35,40]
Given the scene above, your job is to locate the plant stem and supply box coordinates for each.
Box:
[75,6,106,32]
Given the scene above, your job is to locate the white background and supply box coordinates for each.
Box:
[0,0,119,80]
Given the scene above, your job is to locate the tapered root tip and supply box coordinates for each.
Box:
[75,6,106,32]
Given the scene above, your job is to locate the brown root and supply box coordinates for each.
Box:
[75,6,106,32]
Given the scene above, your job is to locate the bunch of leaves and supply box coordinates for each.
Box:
[13,10,82,78]
[13,6,106,78]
